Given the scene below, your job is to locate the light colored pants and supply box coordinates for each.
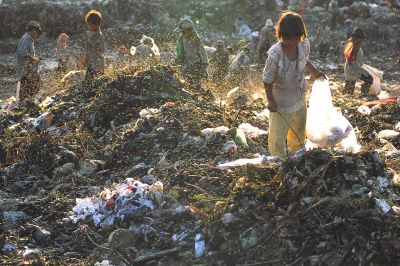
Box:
[268,103,307,157]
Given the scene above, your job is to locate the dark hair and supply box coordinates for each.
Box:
[27,25,39,32]
[275,10,307,40]
[85,9,102,25]
[351,27,365,40]
[26,21,42,34]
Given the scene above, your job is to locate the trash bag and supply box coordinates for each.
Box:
[306,79,361,152]
[362,64,383,95]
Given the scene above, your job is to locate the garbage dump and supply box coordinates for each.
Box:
[0,0,400,265]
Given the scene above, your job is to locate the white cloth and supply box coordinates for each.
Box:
[263,38,310,113]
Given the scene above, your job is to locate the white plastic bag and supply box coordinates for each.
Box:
[306,79,361,152]
[362,64,383,95]
[238,123,268,139]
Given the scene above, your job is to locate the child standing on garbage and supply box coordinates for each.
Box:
[210,40,230,85]
[343,28,373,96]
[230,45,251,88]
[316,20,333,58]
[263,11,325,157]
[175,18,208,90]
[15,21,42,107]
[132,36,157,67]
[56,32,69,73]
[257,19,275,64]
[84,10,105,81]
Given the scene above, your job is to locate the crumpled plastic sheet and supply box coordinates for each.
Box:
[70,179,163,227]
[24,112,50,131]
[238,123,268,139]
[139,108,160,118]
[194,233,206,258]
[216,155,281,170]
[201,126,229,143]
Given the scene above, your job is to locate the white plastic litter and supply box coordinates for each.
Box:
[252,109,270,121]
[238,123,268,139]
[139,108,160,118]
[24,112,51,131]
[201,126,229,142]
[95,260,114,266]
[378,129,399,140]
[238,24,252,40]
[377,176,389,189]
[362,64,383,95]
[357,105,371,115]
[306,79,361,153]
[377,90,391,100]
[217,155,281,170]
[226,87,242,106]
[194,233,206,258]
[227,87,240,99]
[70,179,163,227]
[392,206,400,215]
[375,198,391,213]
[221,213,241,224]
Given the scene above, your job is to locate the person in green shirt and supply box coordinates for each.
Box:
[175,18,208,90]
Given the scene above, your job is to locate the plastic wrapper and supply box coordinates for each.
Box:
[238,123,268,139]
[362,64,383,95]
[201,126,229,143]
[216,155,281,170]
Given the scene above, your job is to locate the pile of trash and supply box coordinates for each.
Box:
[205,149,400,265]
[70,178,163,227]
[0,58,399,265]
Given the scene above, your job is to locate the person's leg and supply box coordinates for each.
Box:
[15,70,24,105]
[343,80,356,94]
[268,111,291,157]
[85,68,95,81]
[319,43,324,57]
[15,81,21,104]
[287,103,307,154]
[324,43,329,57]
[360,73,373,95]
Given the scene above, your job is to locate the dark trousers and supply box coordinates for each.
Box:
[20,70,41,101]
[344,73,373,95]
[319,43,329,57]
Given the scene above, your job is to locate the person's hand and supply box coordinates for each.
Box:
[267,100,277,112]
[315,70,327,80]
[31,57,40,64]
